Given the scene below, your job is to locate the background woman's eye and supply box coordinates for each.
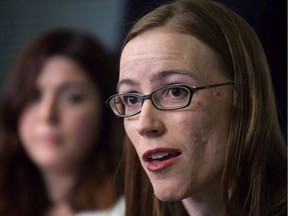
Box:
[64,93,85,104]
[27,90,41,104]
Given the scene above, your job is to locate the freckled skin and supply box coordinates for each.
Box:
[120,27,234,206]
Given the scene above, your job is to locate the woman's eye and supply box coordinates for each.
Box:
[123,95,140,106]
[64,93,85,104]
[27,90,41,104]
[170,88,183,97]
[167,87,188,97]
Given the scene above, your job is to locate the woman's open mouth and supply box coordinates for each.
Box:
[142,148,182,171]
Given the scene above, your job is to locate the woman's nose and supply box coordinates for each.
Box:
[38,96,59,124]
[136,100,165,137]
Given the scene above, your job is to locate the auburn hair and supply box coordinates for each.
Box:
[122,0,287,215]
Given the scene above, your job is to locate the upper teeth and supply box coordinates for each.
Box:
[151,152,169,159]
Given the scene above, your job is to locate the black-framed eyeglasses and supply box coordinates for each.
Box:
[106,82,234,118]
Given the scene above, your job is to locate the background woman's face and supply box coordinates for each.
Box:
[19,56,101,173]
[120,27,234,201]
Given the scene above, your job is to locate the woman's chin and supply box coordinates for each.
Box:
[152,184,187,202]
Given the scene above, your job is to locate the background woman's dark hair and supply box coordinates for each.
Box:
[0,29,123,215]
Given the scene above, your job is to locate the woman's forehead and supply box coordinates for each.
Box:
[120,27,224,84]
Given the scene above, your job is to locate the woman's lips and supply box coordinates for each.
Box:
[142,148,181,172]
[39,134,63,144]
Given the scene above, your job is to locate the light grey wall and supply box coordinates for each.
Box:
[0,0,126,83]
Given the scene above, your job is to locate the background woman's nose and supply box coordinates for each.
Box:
[38,96,59,124]
[136,100,165,137]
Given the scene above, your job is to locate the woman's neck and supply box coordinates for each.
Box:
[181,179,225,216]
[43,170,78,216]
[43,170,78,203]
[182,195,225,216]
[45,201,74,216]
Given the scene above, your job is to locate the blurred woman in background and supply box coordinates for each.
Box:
[0,29,124,216]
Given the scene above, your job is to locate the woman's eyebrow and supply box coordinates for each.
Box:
[56,82,92,92]
[148,69,196,83]
[117,79,139,91]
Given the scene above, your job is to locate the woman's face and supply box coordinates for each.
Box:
[19,56,101,173]
[119,27,234,201]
